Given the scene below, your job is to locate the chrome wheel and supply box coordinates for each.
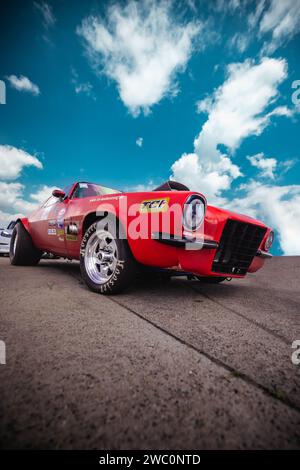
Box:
[84,230,118,285]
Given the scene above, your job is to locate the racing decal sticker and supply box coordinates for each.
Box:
[89,195,124,202]
[57,208,66,229]
[140,198,170,213]
[66,235,77,241]
[48,228,57,235]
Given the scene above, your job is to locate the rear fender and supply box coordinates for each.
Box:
[16,217,30,233]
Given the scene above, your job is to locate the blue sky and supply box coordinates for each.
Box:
[0,0,300,255]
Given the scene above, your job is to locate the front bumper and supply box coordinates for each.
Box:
[151,232,219,249]
[152,232,272,258]
[152,230,272,277]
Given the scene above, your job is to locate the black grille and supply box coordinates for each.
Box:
[212,220,267,275]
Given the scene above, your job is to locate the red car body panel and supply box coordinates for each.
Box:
[19,182,272,278]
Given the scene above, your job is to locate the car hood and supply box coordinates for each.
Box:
[206,204,268,228]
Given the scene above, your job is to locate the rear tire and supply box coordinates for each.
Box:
[80,219,136,294]
[10,222,42,266]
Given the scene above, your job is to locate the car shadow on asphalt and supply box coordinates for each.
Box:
[36,259,254,300]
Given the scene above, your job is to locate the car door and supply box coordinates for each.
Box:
[44,198,70,254]
[29,187,74,255]
[63,183,88,259]
[64,182,105,259]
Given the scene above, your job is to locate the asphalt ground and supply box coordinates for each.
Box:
[0,256,299,449]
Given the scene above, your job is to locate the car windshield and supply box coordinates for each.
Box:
[100,185,121,195]
[72,183,121,199]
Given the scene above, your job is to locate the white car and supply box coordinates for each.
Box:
[0,221,16,256]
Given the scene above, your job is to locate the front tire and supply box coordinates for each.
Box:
[80,220,136,294]
[10,222,42,266]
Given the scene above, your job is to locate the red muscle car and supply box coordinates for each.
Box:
[10,180,274,294]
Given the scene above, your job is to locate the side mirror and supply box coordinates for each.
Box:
[52,189,65,199]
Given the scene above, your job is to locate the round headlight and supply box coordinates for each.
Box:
[265,230,274,250]
[183,196,205,231]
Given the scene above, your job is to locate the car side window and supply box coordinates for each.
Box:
[62,185,72,199]
[42,196,59,208]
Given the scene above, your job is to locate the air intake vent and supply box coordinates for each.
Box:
[212,220,267,275]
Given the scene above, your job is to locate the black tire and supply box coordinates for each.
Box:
[196,276,227,284]
[10,222,42,266]
[80,219,136,294]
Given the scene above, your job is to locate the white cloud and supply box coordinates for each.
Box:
[186,0,197,13]
[279,159,297,174]
[228,33,250,53]
[124,180,155,192]
[171,57,289,202]
[0,144,50,225]
[136,137,143,147]
[0,182,55,227]
[0,182,36,216]
[195,58,288,158]
[0,182,25,214]
[215,0,248,14]
[0,143,53,227]
[0,145,43,180]
[34,1,56,45]
[265,105,294,118]
[228,182,300,255]
[29,185,55,203]
[247,152,277,179]
[74,82,93,95]
[259,0,300,53]
[170,57,299,253]
[77,0,201,116]
[247,0,266,29]
[171,152,241,204]
[71,68,95,99]
[34,1,56,29]
[7,75,40,96]
[227,1,300,55]
[0,209,20,228]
